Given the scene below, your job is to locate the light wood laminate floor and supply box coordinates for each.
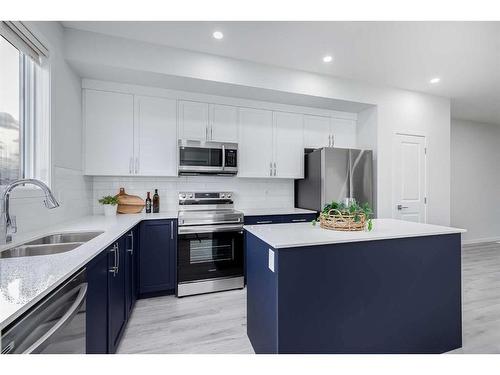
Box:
[118,242,500,354]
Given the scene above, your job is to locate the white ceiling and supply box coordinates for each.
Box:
[62,21,500,124]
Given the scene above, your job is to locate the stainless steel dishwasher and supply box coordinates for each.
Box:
[1,268,87,354]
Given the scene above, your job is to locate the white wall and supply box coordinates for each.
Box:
[451,119,500,243]
[65,28,451,225]
[7,22,92,235]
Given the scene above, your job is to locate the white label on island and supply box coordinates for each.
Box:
[268,249,275,272]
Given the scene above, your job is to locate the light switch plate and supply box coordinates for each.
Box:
[268,249,275,272]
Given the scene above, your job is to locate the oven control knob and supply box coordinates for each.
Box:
[221,193,225,198]
[188,194,193,199]
[181,194,186,199]
[227,194,232,198]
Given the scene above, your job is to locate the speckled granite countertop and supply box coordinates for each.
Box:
[0,212,177,330]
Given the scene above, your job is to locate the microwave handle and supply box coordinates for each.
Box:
[222,144,225,170]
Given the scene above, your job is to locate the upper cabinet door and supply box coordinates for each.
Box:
[273,111,304,178]
[84,90,134,175]
[304,114,331,149]
[209,104,238,143]
[238,108,274,178]
[135,96,177,176]
[330,117,357,148]
[178,100,209,141]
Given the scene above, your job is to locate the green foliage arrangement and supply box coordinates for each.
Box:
[98,195,119,205]
[312,200,374,231]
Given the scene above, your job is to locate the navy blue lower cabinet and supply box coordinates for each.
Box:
[280,213,317,224]
[244,215,283,225]
[244,213,317,226]
[108,236,127,354]
[139,219,177,296]
[86,249,109,354]
[246,232,462,354]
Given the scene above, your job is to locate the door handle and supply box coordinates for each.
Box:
[171,221,174,240]
[273,162,277,176]
[328,134,331,147]
[397,204,409,210]
[269,162,273,176]
[127,231,134,254]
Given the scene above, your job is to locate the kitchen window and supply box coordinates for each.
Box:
[0,22,50,187]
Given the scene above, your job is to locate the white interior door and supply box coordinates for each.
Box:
[238,107,274,177]
[135,96,177,176]
[392,133,427,222]
[178,100,208,140]
[273,111,304,178]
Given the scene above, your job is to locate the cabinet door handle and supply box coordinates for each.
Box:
[127,231,134,254]
[256,220,273,224]
[109,245,117,276]
[292,218,307,222]
[273,162,277,176]
[269,162,273,176]
[211,126,213,140]
[328,135,331,147]
[171,221,174,240]
[129,157,133,174]
[330,134,334,147]
[135,157,139,174]
[116,242,120,274]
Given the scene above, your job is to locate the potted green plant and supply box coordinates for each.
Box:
[313,200,374,231]
[98,195,119,216]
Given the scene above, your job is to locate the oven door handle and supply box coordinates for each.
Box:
[178,224,244,235]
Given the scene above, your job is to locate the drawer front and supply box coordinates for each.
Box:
[244,215,283,225]
[281,213,317,224]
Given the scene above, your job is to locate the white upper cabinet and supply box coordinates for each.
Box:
[135,96,177,176]
[304,114,331,148]
[330,117,357,148]
[84,90,134,175]
[209,104,238,143]
[178,100,209,140]
[238,108,274,177]
[273,111,304,178]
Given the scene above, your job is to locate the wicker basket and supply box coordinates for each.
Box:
[319,209,366,231]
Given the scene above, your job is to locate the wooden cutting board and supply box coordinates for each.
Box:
[115,188,145,214]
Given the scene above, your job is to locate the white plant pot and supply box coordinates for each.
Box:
[103,204,116,217]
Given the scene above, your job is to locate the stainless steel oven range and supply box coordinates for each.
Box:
[177,192,244,297]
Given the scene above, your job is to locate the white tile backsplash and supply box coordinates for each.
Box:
[92,176,295,214]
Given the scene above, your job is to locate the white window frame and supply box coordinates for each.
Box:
[0,34,51,192]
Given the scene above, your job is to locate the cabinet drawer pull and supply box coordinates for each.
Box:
[292,218,307,222]
[256,220,273,224]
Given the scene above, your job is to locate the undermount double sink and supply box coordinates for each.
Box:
[0,231,104,259]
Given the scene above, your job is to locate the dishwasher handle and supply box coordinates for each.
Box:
[23,283,88,354]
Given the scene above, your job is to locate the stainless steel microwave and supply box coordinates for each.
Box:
[178,140,238,176]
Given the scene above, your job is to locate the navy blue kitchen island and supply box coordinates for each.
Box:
[245,219,465,354]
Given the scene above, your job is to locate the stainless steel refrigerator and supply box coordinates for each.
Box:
[295,147,374,214]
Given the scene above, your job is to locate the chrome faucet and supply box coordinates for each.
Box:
[1,179,60,244]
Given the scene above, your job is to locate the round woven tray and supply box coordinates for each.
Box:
[319,209,366,231]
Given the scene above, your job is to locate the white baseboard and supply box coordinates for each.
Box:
[462,236,500,246]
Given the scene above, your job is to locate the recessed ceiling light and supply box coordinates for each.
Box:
[323,55,333,63]
[429,77,441,84]
[212,31,224,40]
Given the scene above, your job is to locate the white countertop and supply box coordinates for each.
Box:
[239,207,317,216]
[0,212,177,330]
[244,218,466,249]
